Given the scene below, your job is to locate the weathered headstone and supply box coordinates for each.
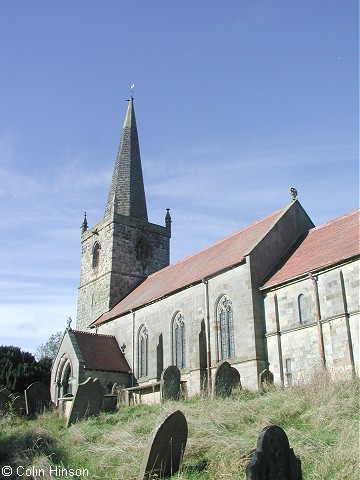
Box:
[0,390,10,412]
[24,382,51,417]
[67,377,104,427]
[231,367,241,388]
[160,365,181,401]
[11,394,26,416]
[259,369,274,389]
[139,410,188,480]
[246,425,302,480]
[213,361,233,398]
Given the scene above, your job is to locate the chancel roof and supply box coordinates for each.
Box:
[263,209,360,289]
[91,203,293,327]
[71,330,130,372]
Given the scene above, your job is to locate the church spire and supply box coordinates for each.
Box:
[104,96,148,221]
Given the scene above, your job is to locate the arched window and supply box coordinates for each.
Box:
[298,294,307,324]
[92,242,101,268]
[173,312,186,369]
[218,295,235,360]
[136,237,151,262]
[139,325,148,378]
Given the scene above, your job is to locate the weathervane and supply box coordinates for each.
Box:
[130,83,135,97]
[290,187,298,201]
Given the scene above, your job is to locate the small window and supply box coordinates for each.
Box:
[298,294,307,324]
[92,242,100,268]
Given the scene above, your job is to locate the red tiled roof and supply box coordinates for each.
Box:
[263,209,360,289]
[92,204,291,326]
[72,330,130,372]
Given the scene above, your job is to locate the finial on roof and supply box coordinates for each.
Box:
[81,212,88,233]
[290,187,298,201]
[130,83,135,98]
[165,208,172,235]
[67,317,73,330]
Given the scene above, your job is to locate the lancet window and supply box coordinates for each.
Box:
[298,294,307,324]
[92,242,101,268]
[173,312,186,369]
[139,325,148,378]
[218,295,235,360]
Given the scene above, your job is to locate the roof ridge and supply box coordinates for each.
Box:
[310,208,359,232]
[147,203,289,278]
[74,330,116,339]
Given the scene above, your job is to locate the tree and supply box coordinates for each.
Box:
[0,346,51,392]
[35,331,63,361]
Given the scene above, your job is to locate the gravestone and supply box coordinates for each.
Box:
[11,394,26,416]
[213,361,233,398]
[246,425,302,480]
[67,377,104,427]
[139,410,188,480]
[24,382,51,417]
[160,365,181,401]
[231,367,241,388]
[0,390,10,412]
[259,369,274,389]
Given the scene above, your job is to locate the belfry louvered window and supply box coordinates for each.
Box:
[139,325,148,378]
[92,242,100,268]
[218,296,235,360]
[173,313,186,369]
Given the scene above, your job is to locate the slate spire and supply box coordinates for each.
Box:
[104,96,148,221]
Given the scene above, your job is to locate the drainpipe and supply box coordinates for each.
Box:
[131,310,135,387]
[309,273,326,368]
[202,279,212,393]
[339,270,356,376]
[274,294,284,386]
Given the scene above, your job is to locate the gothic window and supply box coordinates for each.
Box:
[298,294,307,324]
[173,312,186,369]
[136,237,151,262]
[139,325,148,378]
[92,242,101,268]
[218,295,235,360]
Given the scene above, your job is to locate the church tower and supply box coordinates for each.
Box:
[76,97,171,331]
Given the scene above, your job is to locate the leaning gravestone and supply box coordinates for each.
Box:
[213,361,233,398]
[259,369,274,389]
[11,394,26,416]
[0,390,10,412]
[24,382,51,417]
[231,367,241,389]
[246,425,302,480]
[67,377,104,427]
[139,410,188,480]
[160,365,181,401]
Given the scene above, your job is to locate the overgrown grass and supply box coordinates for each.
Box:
[0,373,358,479]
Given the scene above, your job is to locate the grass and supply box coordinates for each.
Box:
[0,372,358,479]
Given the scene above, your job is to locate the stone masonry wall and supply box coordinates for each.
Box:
[264,259,359,384]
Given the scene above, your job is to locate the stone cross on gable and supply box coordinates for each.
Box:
[67,317,72,330]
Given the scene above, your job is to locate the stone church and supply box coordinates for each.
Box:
[51,97,359,404]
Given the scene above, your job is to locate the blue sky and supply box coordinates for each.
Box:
[0,1,358,355]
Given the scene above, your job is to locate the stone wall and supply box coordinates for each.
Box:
[263,259,359,384]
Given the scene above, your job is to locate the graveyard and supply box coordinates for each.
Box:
[0,372,358,479]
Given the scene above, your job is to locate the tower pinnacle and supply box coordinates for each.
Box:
[104,97,148,221]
